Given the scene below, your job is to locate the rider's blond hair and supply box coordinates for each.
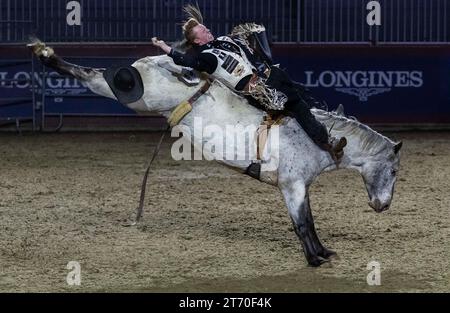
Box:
[182,4,204,45]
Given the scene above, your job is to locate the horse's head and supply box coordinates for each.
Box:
[312,108,404,213]
[359,141,402,213]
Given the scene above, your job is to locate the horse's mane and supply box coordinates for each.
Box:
[312,107,395,155]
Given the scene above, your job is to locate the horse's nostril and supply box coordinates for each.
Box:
[382,204,390,211]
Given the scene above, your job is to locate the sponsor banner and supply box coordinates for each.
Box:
[274,54,450,123]
[0,58,136,118]
[1,54,450,123]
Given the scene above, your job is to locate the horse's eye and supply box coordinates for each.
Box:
[391,170,397,176]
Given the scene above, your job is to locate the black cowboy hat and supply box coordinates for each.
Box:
[103,65,144,104]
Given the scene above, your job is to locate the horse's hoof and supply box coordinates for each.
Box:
[27,41,46,57]
[320,248,338,260]
[307,256,329,267]
[27,38,54,58]
[42,47,54,58]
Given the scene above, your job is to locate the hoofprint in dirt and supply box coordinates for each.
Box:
[0,131,448,292]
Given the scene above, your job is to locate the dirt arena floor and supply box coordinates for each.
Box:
[0,131,449,292]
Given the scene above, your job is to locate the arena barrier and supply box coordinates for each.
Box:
[0,55,38,132]
[1,0,449,44]
[0,54,164,132]
[1,44,449,130]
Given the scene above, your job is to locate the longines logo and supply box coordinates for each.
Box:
[1,69,425,102]
[303,70,424,102]
[0,70,88,96]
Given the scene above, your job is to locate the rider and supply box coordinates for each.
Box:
[151,5,346,161]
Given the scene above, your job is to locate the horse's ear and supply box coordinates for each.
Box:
[393,141,403,154]
[335,104,345,116]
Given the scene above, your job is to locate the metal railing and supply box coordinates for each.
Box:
[0,0,449,44]
[301,0,449,44]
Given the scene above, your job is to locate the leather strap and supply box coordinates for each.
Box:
[188,80,211,104]
[167,81,211,127]
[256,114,283,160]
[129,81,212,225]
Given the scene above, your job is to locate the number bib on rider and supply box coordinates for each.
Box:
[202,36,255,90]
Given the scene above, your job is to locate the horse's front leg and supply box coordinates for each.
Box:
[280,181,327,267]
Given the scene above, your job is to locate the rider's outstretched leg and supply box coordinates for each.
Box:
[284,99,346,163]
[284,99,330,146]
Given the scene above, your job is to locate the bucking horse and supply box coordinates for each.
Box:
[29,39,402,267]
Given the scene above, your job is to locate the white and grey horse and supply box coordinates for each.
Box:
[30,42,402,267]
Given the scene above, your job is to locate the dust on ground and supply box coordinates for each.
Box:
[0,131,449,292]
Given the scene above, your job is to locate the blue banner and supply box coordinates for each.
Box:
[274,52,450,123]
[1,52,450,124]
[0,58,136,118]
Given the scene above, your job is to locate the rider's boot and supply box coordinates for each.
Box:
[316,136,347,164]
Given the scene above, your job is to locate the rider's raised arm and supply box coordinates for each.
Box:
[167,49,217,74]
[151,37,217,74]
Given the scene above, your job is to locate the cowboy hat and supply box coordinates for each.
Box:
[103,65,144,104]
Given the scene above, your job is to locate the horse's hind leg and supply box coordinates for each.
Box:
[280,181,328,267]
[29,40,116,100]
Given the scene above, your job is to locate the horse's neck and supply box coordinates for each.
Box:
[327,125,380,172]
[312,108,389,165]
